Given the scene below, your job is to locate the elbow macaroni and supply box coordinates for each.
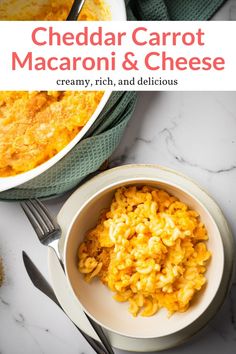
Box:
[78,186,211,317]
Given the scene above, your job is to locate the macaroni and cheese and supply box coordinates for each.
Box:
[0,0,109,177]
[78,186,211,317]
[0,91,103,176]
[0,0,110,21]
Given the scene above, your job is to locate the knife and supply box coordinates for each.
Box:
[22,251,107,354]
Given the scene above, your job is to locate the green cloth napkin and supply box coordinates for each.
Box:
[0,0,226,200]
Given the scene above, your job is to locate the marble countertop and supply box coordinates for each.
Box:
[1,1,236,353]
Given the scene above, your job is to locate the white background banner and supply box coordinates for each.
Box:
[0,21,235,91]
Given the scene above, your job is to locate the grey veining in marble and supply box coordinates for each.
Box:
[1,1,236,353]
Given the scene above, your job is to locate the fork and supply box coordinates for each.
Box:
[21,199,115,354]
[21,199,63,268]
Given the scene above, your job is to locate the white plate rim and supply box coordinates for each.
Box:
[48,164,235,352]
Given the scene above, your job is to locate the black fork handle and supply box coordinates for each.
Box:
[67,0,85,21]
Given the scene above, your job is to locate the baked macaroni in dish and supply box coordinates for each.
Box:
[0,0,109,177]
[0,0,110,21]
[78,186,211,317]
[0,91,103,176]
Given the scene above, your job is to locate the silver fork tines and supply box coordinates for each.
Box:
[21,199,63,269]
[21,199,61,244]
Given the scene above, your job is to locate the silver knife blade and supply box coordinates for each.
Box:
[23,248,114,354]
[22,251,106,354]
[22,251,61,307]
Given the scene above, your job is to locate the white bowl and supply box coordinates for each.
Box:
[64,174,225,339]
[0,0,126,192]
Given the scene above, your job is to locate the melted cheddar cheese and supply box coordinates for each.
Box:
[78,186,211,317]
[0,0,109,176]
